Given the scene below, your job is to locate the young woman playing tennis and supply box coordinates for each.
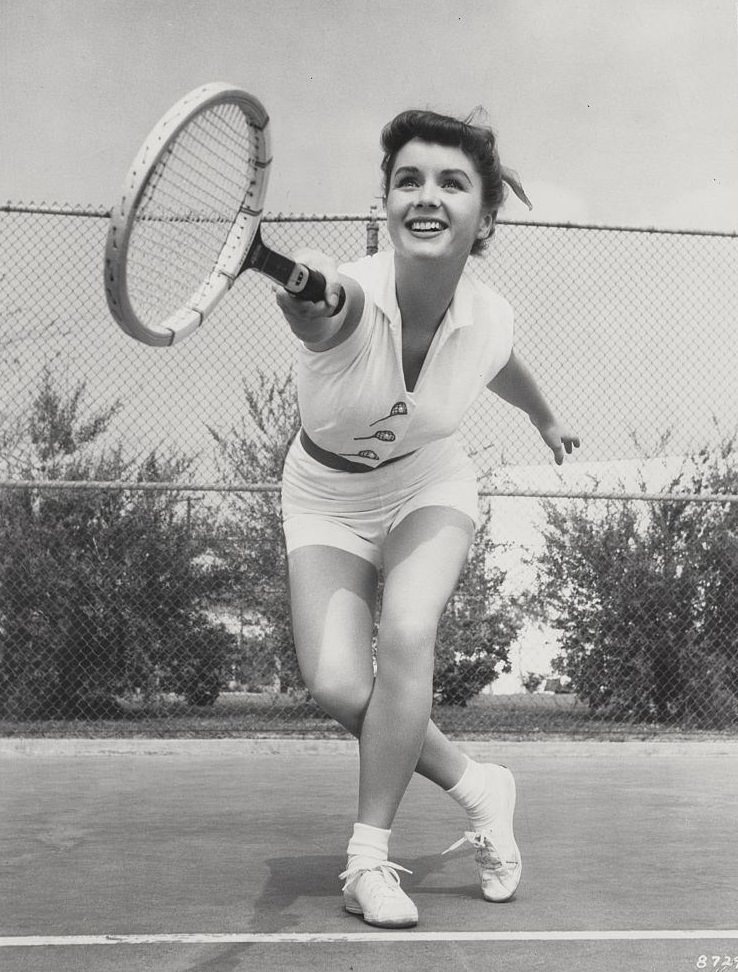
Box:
[275,109,579,928]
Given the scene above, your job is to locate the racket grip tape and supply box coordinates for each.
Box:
[293,266,346,316]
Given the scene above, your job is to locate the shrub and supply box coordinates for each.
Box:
[536,437,738,727]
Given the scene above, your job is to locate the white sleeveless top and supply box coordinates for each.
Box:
[296,250,514,468]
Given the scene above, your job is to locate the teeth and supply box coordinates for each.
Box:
[409,220,444,232]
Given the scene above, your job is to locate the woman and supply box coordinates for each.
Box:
[275,109,579,928]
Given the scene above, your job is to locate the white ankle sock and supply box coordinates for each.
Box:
[346,822,391,864]
[445,756,497,831]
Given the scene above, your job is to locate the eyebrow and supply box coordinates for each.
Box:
[394,165,473,184]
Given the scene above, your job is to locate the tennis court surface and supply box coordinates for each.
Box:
[2,738,737,972]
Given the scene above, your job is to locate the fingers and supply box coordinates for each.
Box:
[323,284,344,315]
[286,248,343,311]
[272,247,342,318]
[273,285,334,319]
[548,431,581,465]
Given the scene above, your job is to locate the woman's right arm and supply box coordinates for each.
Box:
[274,248,365,351]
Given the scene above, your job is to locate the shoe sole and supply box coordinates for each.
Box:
[482,878,519,903]
[344,897,418,928]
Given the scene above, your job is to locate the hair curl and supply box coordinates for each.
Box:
[380,108,505,256]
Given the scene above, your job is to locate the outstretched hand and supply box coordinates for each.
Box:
[273,248,345,343]
[537,422,581,465]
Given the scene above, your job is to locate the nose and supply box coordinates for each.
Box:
[417,180,440,207]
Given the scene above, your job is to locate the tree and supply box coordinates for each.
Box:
[0,370,236,719]
[536,436,738,727]
[433,506,520,706]
[208,370,302,693]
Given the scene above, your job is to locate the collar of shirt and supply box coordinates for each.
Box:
[373,250,475,345]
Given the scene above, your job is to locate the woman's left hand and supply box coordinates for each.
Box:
[537,422,581,465]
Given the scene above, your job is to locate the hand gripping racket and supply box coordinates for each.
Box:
[104,82,343,346]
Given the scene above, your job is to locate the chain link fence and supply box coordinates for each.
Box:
[1,203,737,737]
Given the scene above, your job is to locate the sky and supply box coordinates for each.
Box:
[1,0,738,231]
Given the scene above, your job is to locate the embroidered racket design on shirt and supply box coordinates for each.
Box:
[339,449,380,461]
[353,430,396,442]
[340,402,408,463]
[370,402,408,426]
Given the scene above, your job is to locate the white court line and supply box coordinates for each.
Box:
[2,930,738,947]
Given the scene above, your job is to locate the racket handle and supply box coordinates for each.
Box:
[293,266,346,316]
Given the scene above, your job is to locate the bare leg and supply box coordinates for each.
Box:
[287,531,520,906]
[357,507,474,828]
[288,539,468,797]
[287,545,377,731]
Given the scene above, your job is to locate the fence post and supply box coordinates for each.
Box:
[366,205,379,255]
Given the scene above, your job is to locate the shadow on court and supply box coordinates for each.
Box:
[1,738,737,971]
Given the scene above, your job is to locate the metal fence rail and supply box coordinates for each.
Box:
[1,204,737,737]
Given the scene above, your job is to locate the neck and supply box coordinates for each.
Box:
[394,253,465,331]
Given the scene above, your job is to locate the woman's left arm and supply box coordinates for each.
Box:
[487,350,580,465]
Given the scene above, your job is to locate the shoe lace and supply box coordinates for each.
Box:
[338,860,412,894]
[442,831,513,871]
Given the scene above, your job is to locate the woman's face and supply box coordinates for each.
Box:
[386,138,493,267]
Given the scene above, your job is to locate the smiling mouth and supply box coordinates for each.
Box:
[406,219,447,234]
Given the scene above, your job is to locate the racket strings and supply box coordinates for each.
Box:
[139,104,257,233]
[126,101,264,327]
[161,120,256,211]
[148,102,258,215]
[181,112,261,196]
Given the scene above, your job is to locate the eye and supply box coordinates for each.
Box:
[395,175,419,188]
[442,177,464,190]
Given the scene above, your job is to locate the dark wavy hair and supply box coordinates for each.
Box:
[380,108,505,256]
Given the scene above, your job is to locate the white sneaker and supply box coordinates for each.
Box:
[339,859,418,928]
[443,764,521,902]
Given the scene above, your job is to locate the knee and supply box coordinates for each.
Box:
[380,613,439,657]
[376,614,439,681]
[307,672,372,728]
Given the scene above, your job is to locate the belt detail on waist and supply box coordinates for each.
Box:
[299,429,414,473]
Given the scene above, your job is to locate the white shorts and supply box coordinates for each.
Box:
[281,433,479,568]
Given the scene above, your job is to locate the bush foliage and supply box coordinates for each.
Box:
[6,367,735,730]
[0,371,236,718]
[433,509,519,706]
[536,437,738,727]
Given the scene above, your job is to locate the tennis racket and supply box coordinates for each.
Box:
[104,82,343,346]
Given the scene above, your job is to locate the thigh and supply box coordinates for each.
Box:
[381,505,475,634]
[287,544,378,690]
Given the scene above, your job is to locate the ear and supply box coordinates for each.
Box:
[477,210,495,239]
